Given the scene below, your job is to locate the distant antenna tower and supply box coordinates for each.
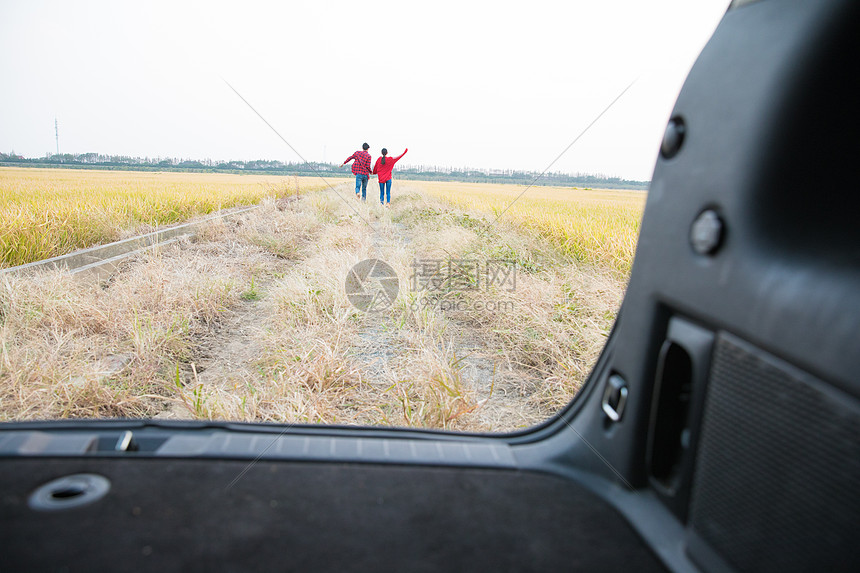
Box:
[54,118,59,156]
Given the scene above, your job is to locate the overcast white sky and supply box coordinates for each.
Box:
[0,0,730,181]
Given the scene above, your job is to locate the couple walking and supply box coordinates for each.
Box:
[343,143,408,207]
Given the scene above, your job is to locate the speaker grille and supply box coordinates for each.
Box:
[689,333,860,573]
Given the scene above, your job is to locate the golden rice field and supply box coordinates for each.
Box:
[0,168,334,268]
[0,168,645,276]
[414,181,646,275]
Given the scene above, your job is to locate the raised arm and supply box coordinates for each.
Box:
[391,148,408,164]
[343,152,356,165]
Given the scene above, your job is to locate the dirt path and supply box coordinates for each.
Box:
[346,185,549,431]
[155,186,552,429]
[153,276,278,420]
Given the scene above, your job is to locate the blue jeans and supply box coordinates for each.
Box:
[354,174,368,200]
[379,179,392,204]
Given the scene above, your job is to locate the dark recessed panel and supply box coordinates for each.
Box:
[689,333,860,573]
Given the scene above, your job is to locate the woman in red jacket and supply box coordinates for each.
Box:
[372,147,407,207]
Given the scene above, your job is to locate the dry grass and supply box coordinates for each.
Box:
[0,167,334,268]
[0,174,636,431]
[390,187,625,412]
[0,197,319,420]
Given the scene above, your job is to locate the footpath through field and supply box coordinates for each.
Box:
[0,182,624,431]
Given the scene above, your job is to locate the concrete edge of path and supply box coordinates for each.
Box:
[0,205,261,281]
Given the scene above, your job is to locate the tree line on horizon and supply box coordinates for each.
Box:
[0,152,650,190]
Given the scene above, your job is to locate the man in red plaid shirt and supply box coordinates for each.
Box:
[343,142,373,201]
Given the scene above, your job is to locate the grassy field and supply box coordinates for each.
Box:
[416,181,645,275]
[0,167,334,268]
[0,169,644,431]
